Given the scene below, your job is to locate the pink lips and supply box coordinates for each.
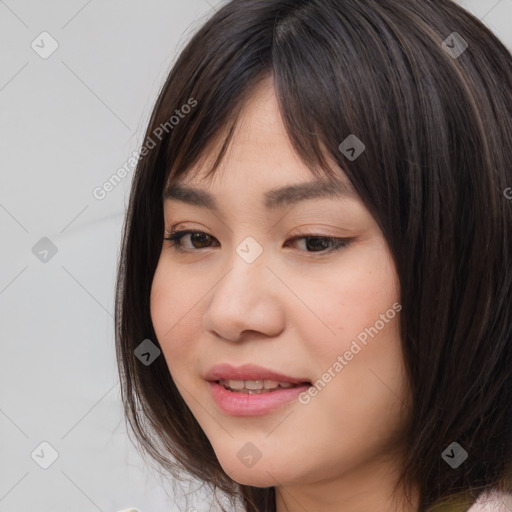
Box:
[204,363,311,416]
[204,363,310,384]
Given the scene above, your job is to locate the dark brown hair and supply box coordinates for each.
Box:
[115,1,512,510]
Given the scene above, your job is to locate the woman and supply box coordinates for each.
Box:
[115,1,512,510]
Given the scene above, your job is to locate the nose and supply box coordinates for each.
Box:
[202,253,285,342]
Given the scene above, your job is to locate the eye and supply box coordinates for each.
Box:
[163,228,353,255]
[290,234,351,253]
[164,229,219,252]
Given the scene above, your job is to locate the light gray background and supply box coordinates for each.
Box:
[0,1,510,512]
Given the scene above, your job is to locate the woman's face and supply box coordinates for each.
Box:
[150,78,411,503]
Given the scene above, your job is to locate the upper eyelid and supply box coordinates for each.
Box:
[164,202,360,235]
[164,227,344,238]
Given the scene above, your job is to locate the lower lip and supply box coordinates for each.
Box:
[208,381,311,416]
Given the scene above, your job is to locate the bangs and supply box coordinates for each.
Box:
[161,72,341,194]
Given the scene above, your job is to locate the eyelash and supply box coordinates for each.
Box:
[163,228,353,255]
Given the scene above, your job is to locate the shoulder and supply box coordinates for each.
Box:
[467,489,512,512]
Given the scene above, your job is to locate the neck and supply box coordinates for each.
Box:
[275,452,419,512]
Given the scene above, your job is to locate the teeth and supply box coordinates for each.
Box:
[228,380,245,390]
[219,379,299,392]
[244,380,264,390]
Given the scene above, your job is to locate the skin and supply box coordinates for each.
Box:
[150,76,419,512]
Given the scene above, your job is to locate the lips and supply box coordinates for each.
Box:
[204,363,311,386]
[204,363,313,415]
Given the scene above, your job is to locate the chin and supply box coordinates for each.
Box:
[218,457,284,487]
[226,471,277,488]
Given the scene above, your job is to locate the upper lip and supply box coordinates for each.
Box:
[205,363,311,384]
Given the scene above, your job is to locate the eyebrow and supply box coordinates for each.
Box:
[163,179,356,212]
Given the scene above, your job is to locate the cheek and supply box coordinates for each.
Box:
[304,247,406,432]
[292,243,400,355]
[149,259,200,369]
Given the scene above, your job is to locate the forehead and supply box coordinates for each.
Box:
[163,76,357,210]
